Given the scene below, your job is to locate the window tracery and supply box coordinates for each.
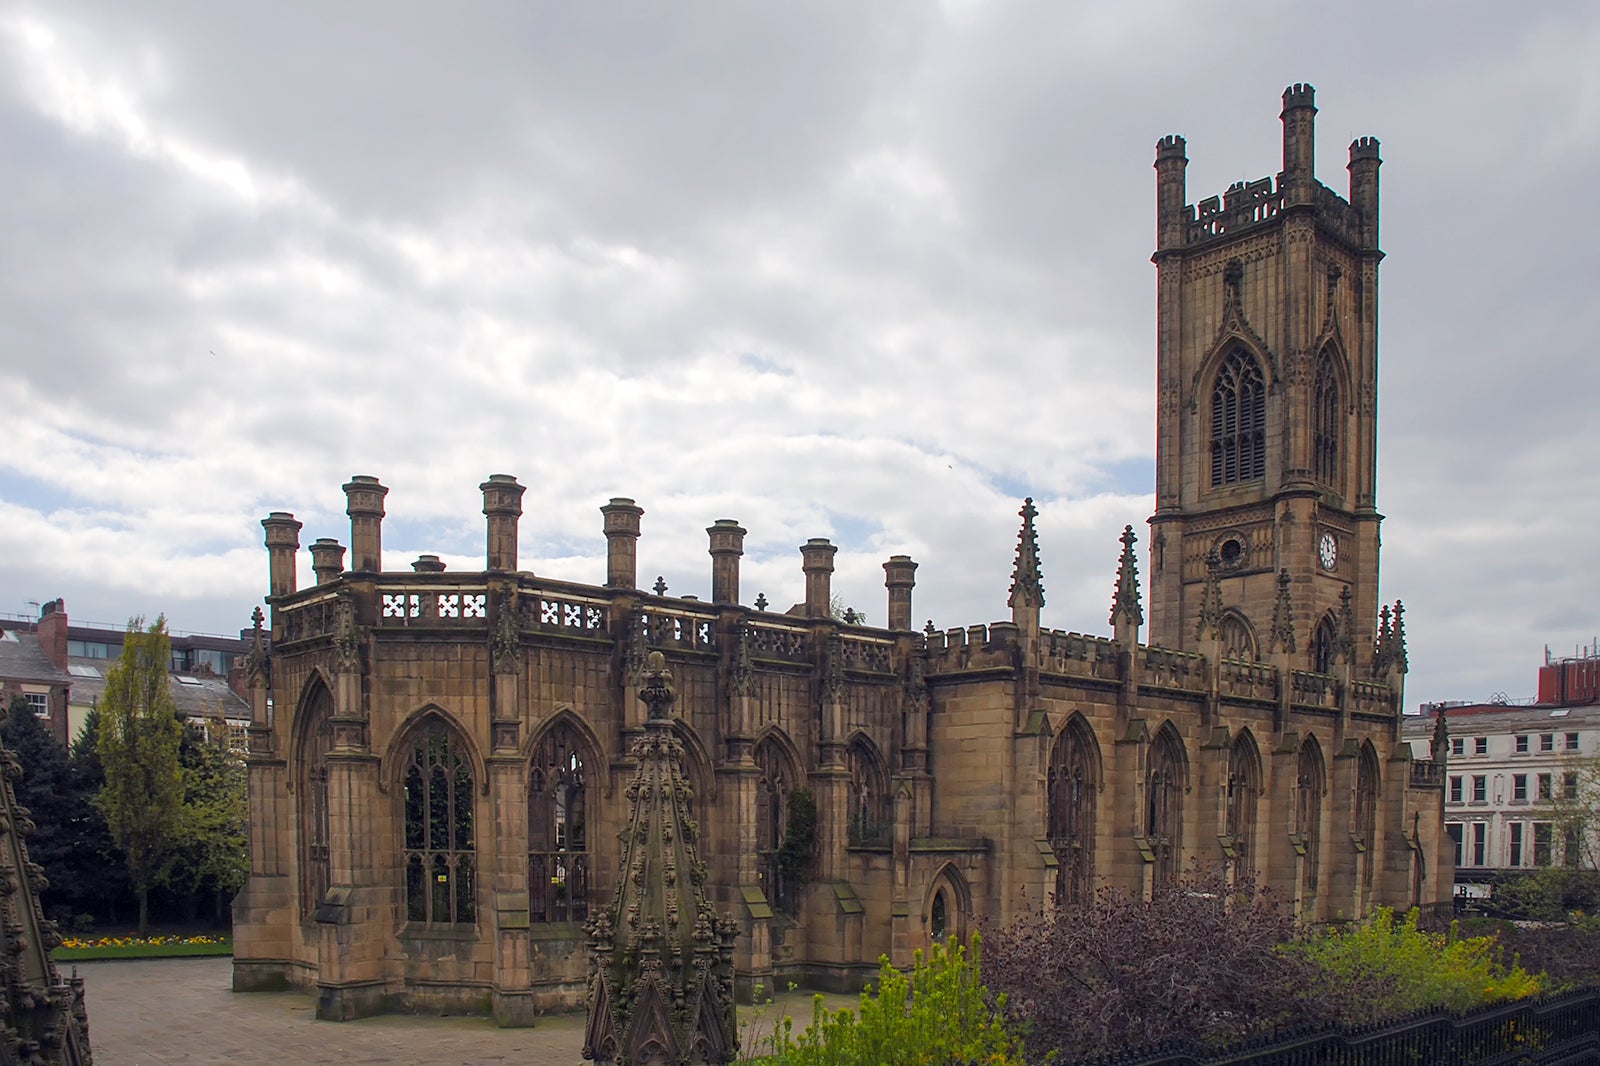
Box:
[847,739,889,847]
[1313,351,1341,487]
[402,721,476,925]
[1295,739,1325,900]
[754,736,797,914]
[298,682,334,918]
[1146,729,1185,888]
[1226,732,1260,871]
[529,721,590,923]
[1047,721,1097,905]
[1210,348,1267,486]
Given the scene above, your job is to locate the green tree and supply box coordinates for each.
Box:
[173,711,248,925]
[95,616,185,933]
[1,696,75,916]
[69,706,132,925]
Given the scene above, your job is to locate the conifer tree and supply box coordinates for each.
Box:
[95,616,184,932]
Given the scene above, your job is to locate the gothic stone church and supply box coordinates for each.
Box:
[232,86,1452,1024]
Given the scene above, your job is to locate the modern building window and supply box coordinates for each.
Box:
[528,722,590,924]
[1048,721,1098,906]
[1312,351,1340,486]
[1451,737,1465,758]
[1209,347,1267,487]
[1474,737,1488,756]
[1471,823,1486,867]
[1565,828,1583,869]
[1448,776,1463,804]
[402,723,476,926]
[1534,823,1553,866]
[1513,774,1528,803]
[1515,734,1529,754]
[1564,772,1580,800]
[23,692,48,718]
[1471,775,1487,804]
[1541,733,1555,752]
[1538,774,1554,802]
[1447,823,1464,867]
[1509,822,1524,867]
[67,640,110,659]
[1565,732,1581,751]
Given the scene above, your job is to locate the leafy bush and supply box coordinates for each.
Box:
[1290,907,1542,1020]
[983,867,1347,1059]
[741,935,1027,1066]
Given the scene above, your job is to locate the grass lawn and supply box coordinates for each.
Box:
[55,934,232,961]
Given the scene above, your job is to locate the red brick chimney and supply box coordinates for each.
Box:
[36,599,67,670]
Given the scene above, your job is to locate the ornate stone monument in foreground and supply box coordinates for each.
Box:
[0,741,92,1064]
[584,652,738,1065]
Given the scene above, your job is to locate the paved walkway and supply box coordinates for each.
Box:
[74,958,852,1065]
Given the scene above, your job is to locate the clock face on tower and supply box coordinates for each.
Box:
[1319,531,1338,571]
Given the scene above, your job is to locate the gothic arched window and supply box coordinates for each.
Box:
[1295,738,1325,901]
[1313,616,1337,675]
[1219,612,1258,661]
[529,721,591,923]
[930,887,949,941]
[1210,348,1267,487]
[402,721,476,925]
[1314,352,1341,487]
[1226,731,1261,872]
[754,735,798,914]
[1047,721,1097,906]
[1356,743,1381,892]
[1146,728,1185,888]
[847,738,889,847]
[297,681,334,918]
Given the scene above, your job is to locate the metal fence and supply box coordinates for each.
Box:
[1056,986,1600,1066]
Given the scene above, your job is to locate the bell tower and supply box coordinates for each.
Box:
[1147,85,1384,672]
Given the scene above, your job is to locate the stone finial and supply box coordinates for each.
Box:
[481,474,526,572]
[1109,525,1143,630]
[707,520,746,605]
[1391,600,1409,675]
[583,649,738,1064]
[1335,585,1357,665]
[1373,604,1393,677]
[1430,705,1449,765]
[244,606,269,687]
[0,730,93,1058]
[882,555,918,631]
[1007,498,1045,611]
[1194,549,1225,642]
[310,538,346,585]
[800,539,837,619]
[343,476,389,574]
[412,554,446,573]
[653,576,668,596]
[261,511,303,598]
[1267,568,1297,654]
[601,498,644,590]
[754,593,769,612]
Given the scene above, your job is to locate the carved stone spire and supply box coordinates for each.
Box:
[0,741,93,1063]
[1007,498,1045,610]
[1194,549,1225,642]
[243,605,269,687]
[1267,568,1297,654]
[1109,525,1144,630]
[583,652,738,1065]
[1391,600,1409,674]
[1373,604,1393,677]
[1430,705,1449,766]
[1334,585,1357,665]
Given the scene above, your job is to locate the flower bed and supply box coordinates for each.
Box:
[55,934,232,960]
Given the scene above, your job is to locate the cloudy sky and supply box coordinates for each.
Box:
[0,2,1596,712]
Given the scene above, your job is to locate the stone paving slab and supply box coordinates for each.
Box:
[74,958,856,1065]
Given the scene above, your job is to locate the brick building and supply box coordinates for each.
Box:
[232,86,1452,1024]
